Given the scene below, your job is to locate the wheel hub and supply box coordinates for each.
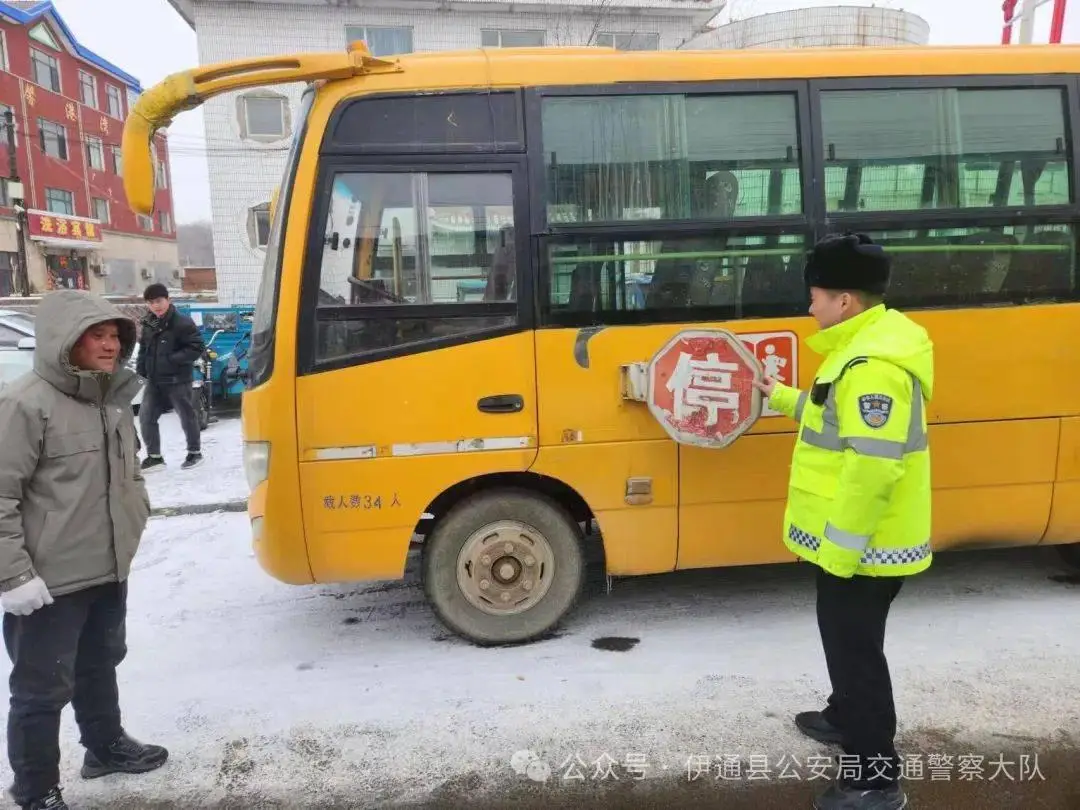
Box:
[456,521,555,616]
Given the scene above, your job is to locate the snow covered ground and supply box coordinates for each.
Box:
[2,506,1077,807]
[1,413,1078,807]
[140,410,247,510]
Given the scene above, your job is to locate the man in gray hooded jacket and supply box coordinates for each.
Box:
[0,290,167,810]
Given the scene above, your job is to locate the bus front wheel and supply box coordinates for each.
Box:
[422,489,585,646]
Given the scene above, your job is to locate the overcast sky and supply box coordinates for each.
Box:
[48,0,1080,225]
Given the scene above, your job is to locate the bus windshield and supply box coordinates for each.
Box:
[250,87,314,386]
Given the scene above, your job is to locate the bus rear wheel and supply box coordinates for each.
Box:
[422,489,585,646]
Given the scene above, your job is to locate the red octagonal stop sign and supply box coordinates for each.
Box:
[647,329,764,449]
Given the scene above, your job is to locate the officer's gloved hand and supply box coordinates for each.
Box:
[1,577,54,615]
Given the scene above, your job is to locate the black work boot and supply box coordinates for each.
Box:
[81,731,168,779]
[795,710,845,745]
[24,786,68,809]
[813,781,907,810]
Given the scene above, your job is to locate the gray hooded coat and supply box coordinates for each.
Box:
[0,290,150,597]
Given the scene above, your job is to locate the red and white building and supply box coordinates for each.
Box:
[0,0,179,298]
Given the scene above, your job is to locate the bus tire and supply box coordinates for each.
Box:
[422,489,585,646]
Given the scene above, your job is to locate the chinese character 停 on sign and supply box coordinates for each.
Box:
[666,351,741,427]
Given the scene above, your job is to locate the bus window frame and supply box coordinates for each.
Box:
[295,154,534,376]
[807,74,1080,311]
[538,221,814,328]
[320,87,527,156]
[807,74,1080,224]
[527,74,1080,327]
[523,80,818,236]
[525,81,817,328]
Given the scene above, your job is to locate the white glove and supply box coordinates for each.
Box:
[1,577,53,616]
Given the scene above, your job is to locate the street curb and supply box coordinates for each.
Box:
[150,499,247,518]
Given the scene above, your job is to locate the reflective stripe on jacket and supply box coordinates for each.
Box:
[768,304,934,578]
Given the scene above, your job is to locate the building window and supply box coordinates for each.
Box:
[45,254,87,291]
[106,85,123,119]
[91,197,109,224]
[85,136,104,171]
[79,71,97,108]
[137,214,154,232]
[45,187,74,215]
[38,119,67,160]
[248,203,271,248]
[28,22,60,50]
[481,29,545,47]
[238,93,289,140]
[152,143,168,189]
[0,252,14,297]
[0,178,9,207]
[595,32,660,50]
[0,104,17,146]
[158,210,172,234]
[0,31,8,71]
[111,146,122,175]
[31,49,60,93]
[344,25,413,56]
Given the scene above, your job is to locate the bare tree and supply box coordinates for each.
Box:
[726,0,759,22]
[177,220,216,268]
[546,0,621,46]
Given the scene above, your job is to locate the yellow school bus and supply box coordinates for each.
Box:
[123,42,1080,645]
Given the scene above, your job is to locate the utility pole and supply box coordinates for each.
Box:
[4,109,29,296]
[1003,0,1069,44]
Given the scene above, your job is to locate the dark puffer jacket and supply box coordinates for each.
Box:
[136,305,205,385]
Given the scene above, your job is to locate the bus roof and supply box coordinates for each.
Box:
[122,41,1080,216]
[349,42,1080,87]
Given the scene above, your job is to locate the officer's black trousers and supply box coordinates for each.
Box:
[816,567,905,789]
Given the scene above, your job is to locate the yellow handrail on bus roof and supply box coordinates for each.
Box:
[122,41,402,216]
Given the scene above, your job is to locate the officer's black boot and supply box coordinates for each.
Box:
[81,731,168,779]
[813,781,907,810]
[795,710,845,745]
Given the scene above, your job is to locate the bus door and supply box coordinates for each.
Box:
[294,158,537,581]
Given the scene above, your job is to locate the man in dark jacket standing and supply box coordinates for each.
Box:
[0,290,168,810]
[136,284,205,471]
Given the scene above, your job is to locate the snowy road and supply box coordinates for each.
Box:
[140,411,247,511]
[2,493,1077,807]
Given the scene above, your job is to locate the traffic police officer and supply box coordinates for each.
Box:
[754,233,934,810]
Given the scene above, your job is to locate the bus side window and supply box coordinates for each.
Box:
[310,170,519,363]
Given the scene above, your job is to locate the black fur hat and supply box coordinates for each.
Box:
[803,233,890,295]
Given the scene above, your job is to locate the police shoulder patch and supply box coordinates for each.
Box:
[858,393,893,429]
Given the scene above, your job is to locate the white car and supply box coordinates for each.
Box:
[0,309,145,411]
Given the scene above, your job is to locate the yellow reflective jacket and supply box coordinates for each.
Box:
[768,304,934,579]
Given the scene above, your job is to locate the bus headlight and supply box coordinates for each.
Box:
[243,441,270,492]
